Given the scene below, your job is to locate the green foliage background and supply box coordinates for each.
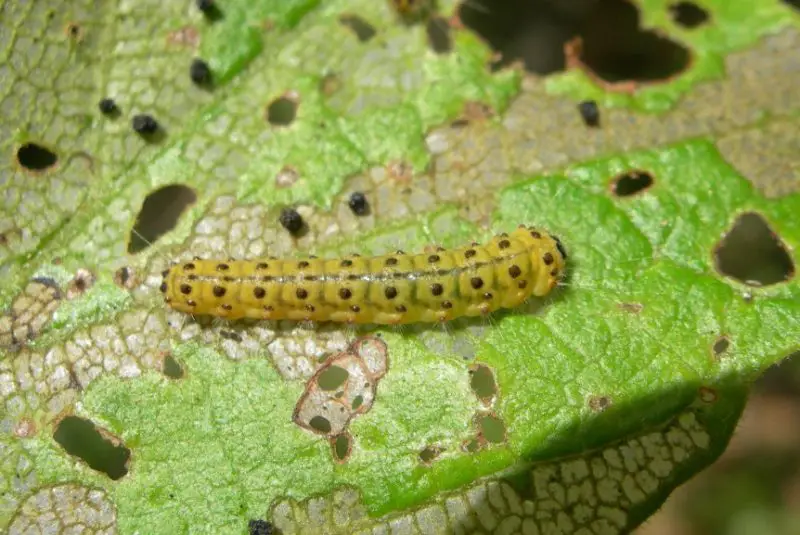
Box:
[0,0,798,533]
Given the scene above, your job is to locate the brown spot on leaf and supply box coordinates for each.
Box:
[167,25,200,47]
[66,268,96,299]
[588,395,613,412]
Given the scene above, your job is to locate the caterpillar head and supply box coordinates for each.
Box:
[515,226,568,295]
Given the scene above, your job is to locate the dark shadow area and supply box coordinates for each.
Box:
[683,453,800,535]
[17,142,58,171]
[53,416,130,479]
[714,212,795,286]
[339,14,377,42]
[220,330,243,342]
[669,1,710,28]
[612,170,654,196]
[754,351,800,397]
[267,97,298,126]
[781,0,800,13]
[460,0,690,83]
[426,17,452,53]
[642,352,800,534]
[128,184,197,254]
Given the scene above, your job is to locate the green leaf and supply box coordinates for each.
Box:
[1,0,798,533]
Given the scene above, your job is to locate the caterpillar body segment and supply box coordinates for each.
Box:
[161,226,567,324]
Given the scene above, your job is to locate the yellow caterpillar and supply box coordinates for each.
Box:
[161,226,567,324]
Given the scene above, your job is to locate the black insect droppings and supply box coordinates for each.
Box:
[132,114,159,135]
[248,519,277,535]
[579,100,600,127]
[98,98,119,116]
[279,208,304,234]
[190,58,212,86]
[196,0,223,20]
[348,191,370,216]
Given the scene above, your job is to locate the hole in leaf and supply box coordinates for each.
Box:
[163,353,184,379]
[16,142,58,171]
[128,184,197,254]
[66,268,96,299]
[419,445,442,464]
[248,519,277,535]
[331,433,352,463]
[573,0,691,84]
[113,266,135,289]
[463,438,481,453]
[714,212,795,287]
[318,365,349,391]
[351,394,364,411]
[669,2,710,28]
[588,395,613,412]
[469,365,497,403]
[478,413,506,444]
[611,170,654,196]
[309,415,332,434]
[275,166,300,188]
[426,17,452,53]
[712,336,730,357]
[461,0,690,83]
[65,22,84,41]
[339,15,376,42]
[459,0,579,74]
[53,416,130,480]
[267,97,297,126]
